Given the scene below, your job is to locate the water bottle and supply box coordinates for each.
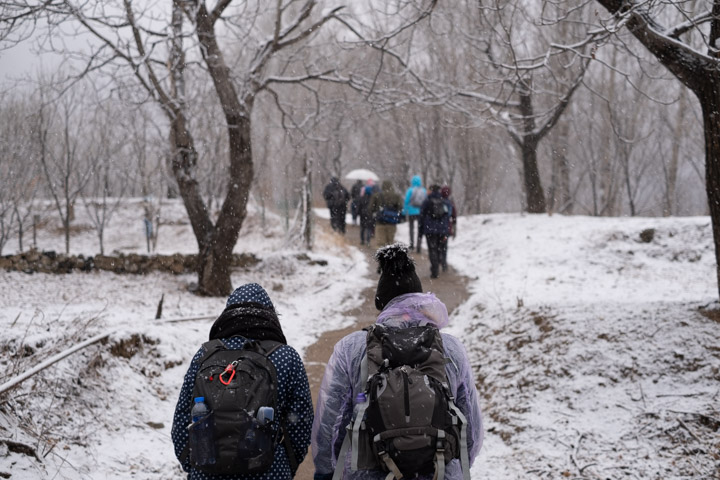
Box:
[191,396,210,422]
[189,397,215,466]
[256,406,274,425]
[353,392,367,421]
[254,407,274,454]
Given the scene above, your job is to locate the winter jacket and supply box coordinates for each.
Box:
[419,191,452,236]
[172,322,313,479]
[351,181,363,203]
[358,185,377,229]
[311,292,484,480]
[324,178,350,208]
[441,186,458,237]
[370,181,403,224]
[403,175,426,217]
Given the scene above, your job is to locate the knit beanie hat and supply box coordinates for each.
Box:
[226,283,275,311]
[374,243,423,311]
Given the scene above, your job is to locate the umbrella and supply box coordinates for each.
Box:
[344,168,379,182]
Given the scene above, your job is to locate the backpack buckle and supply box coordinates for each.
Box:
[436,430,446,452]
[219,360,238,385]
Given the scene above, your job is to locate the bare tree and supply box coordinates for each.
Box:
[4,0,437,295]
[80,99,127,255]
[593,0,720,297]
[0,93,41,254]
[34,85,93,254]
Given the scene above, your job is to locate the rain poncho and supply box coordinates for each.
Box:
[312,292,484,480]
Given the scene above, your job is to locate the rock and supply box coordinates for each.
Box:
[639,228,655,243]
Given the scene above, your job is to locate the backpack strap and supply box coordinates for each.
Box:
[350,395,371,471]
[433,430,446,480]
[446,398,471,480]
[377,446,404,479]
[331,425,352,480]
[199,338,228,363]
[253,340,299,475]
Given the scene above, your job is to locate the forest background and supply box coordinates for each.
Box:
[0,1,712,271]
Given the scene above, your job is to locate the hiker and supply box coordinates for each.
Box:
[323,177,351,234]
[440,185,458,272]
[311,244,483,480]
[172,283,313,480]
[403,175,426,253]
[358,180,377,246]
[420,185,453,279]
[350,179,363,225]
[370,180,403,248]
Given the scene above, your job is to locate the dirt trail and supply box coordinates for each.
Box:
[295,221,470,480]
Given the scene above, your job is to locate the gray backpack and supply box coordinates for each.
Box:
[333,324,470,480]
[409,187,427,208]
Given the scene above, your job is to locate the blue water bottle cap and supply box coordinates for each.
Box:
[194,397,205,403]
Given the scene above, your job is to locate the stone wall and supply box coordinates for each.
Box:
[0,250,259,275]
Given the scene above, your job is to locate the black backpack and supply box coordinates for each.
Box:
[428,196,449,219]
[184,338,297,475]
[333,324,470,480]
[329,185,347,206]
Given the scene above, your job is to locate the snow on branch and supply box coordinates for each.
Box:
[666,10,713,40]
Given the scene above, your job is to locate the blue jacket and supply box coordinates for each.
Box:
[172,337,313,480]
[403,175,425,217]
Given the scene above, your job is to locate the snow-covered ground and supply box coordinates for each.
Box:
[437,214,719,479]
[2,202,719,479]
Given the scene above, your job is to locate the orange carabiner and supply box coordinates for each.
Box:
[219,362,236,385]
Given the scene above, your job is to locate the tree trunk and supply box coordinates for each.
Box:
[521,139,546,213]
[303,155,313,250]
[550,120,572,214]
[664,91,687,216]
[700,87,720,297]
[192,4,256,296]
[518,81,547,214]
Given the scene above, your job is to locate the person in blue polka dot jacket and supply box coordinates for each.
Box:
[172,283,313,479]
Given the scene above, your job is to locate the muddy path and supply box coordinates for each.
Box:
[295,221,471,480]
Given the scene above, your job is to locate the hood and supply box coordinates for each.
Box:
[411,175,422,187]
[376,292,449,329]
[381,180,395,193]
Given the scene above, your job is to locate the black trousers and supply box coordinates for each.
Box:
[426,234,444,278]
[329,206,347,233]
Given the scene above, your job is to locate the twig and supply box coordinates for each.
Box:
[668,410,720,429]
[677,418,704,444]
[656,392,707,398]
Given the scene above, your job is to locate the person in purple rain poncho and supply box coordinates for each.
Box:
[311,244,483,480]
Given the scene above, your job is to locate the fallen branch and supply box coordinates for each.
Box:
[164,315,215,324]
[0,313,215,395]
[0,330,116,395]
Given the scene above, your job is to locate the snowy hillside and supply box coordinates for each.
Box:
[1,203,719,479]
[0,199,372,479]
[438,214,720,478]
